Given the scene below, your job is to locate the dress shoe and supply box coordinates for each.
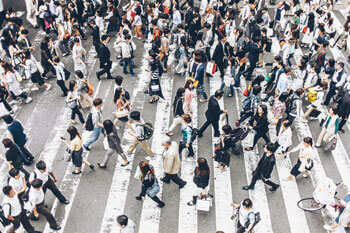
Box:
[242,185,253,190]
[157,202,165,208]
[160,178,170,183]
[60,200,70,205]
[83,145,90,151]
[50,226,61,231]
[96,72,101,80]
[179,181,187,189]
[269,185,280,192]
[135,195,142,200]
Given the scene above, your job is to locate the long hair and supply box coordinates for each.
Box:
[113,87,123,104]
[68,80,77,92]
[139,161,155,181]
[184,79,193,90]
[103,120,114,135]
[67,126,81,141]
[196,157,210,177]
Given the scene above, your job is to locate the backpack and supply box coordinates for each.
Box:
[285,95,296,114]
[123,89,130,101]
[307,88,317,103]
[143,123,154,140]
[175,47,181,59]
[246,212,261,228]
[83,80,94,96]
[242,95,256,111]
[0,86,9,100]
[0,203,11,227]
[85,113,93,131]
[190,127,199,142]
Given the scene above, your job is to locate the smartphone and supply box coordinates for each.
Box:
[60,137,66,140]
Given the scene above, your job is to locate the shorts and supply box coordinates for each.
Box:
[30,71,45,86]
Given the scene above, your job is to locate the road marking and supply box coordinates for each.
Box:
[208,73,234,233]
[98,51,150,233]
[137,56,174,233]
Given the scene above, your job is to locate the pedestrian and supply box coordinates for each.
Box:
[113,87,133,130]
[66,80,85,124]
[174,37,188,76]
[193,54,208,102]
[198,89,227,138]
[284,137,314,180]
[242,142,280,191]
[184,79,195,116]
[83,98,105,151]
[212,35,227,78]
[2,185,41,233]
[75,70,93,109]
[117,215,136,233]
[244,36,262,81]
[127,111,154,160]
[245,105,270,151]
[27,179,61,230]
[236,85,261,126]
[52,56,68,97]
[63,126,94,175]
[301,81,328,122]
[214,124,234,171]
[274,120,293,155]
[148,59,163,103]
[230,198,256,233]
[96,35,113,80]
[167,88,185,136]
[270,92,288,133]
[3,114,34,165]
[178,114,195,157]
[8,168,28,200]
[72,37,87,76]
[97,119,129,168]
[88,20,101,57]
[160,137,187,188]
[3,138,30,179]
[40,38,56,79]
[135,161,165,208]
[121,34,136,76]
[187,157,210,206]
[315,105,339,148]
[337,85,350,133]
[286,88,304,123]
[323,62,347,106]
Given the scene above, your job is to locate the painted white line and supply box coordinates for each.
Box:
[272,38,347,233]
[98,51,150,233]
[137,57,174,233]
[233,72,273,233]
[178,78,198,233]
[208,73,234,233]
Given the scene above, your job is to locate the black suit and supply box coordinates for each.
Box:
[91,25,100,55]
[199,96,223,137]
[184,7,193,29]
[212,42,227,78]
[97,43,112,79]
[244,42,262,80]
[248,152,278,189]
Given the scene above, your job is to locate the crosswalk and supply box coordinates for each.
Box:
[1,7,350,233]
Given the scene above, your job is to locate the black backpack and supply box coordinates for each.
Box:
[143,123,154,140]
[285,95,296,114]
[85,113,93,131]
[189,127,199,142]
[0,203,11,227]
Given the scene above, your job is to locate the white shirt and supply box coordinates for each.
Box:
[29,188,45,206]
[25,58,38,74]
[29,168,52,184]
[121,41,132,58]
[172,11,182,25]
[55,62,65,81]
[8,172,26,193]
[2,194,22,218]
[55,6,64,23]
[120,219,136,233]
[277,127,292,152]
[0,0,3,12]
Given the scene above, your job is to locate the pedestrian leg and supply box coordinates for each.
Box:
[169,173,185,186]
[36,203,59,228]
[102,148,115,165]
[46,178,67,202]
[316,128,327,147]
[139,140,154,157]
[127,139,139,154]
[198,120,211,136]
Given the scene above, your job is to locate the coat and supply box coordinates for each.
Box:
[98,43,111,69]
[212,42,225,65]
[255,152,276,179]
[107,125,123,154]
[162,142,181,174]
[205,96,223,122]
[246,42,262,63]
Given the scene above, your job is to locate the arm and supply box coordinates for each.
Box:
[48,171,58,182]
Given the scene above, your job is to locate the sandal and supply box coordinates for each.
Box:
[72,171,82,175]
[121,161,130,167]
[97,163,107,168]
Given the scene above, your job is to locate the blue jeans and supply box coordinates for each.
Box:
[123,57,135,75]
[84,127,105,148]
[197,83,208,100]
[219,81,234,96]
[234,72,242,87]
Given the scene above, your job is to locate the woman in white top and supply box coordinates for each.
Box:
[284,137,314,180]
[52,56,68,97]
[315,105,340,148]
[275,120,293,154]
[291,59,307,91]
[72,37,87,76]
[95,10,105,34]
[301,81,328,122]
[2,63,32,104]
[66,80,85,124]
[132,8,143,40]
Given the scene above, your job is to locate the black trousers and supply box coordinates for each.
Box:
[8,210,35,233]
[97,66,112,79]
[18,144,34,162]
[178,141,194,157]
[216,62,225,78]
[163,173,185,186]
[0,97,12,111]
[43,178,67,202]
[245,60,257,80]
[199,120,220,137]
[252,132,270,148]
[339,117,347,131]
[238,111,253,124]
[71,106,85,123]
[324,82,337,106]
[56,80,67,96]
[248,171,279,189]
[29,202,58,228]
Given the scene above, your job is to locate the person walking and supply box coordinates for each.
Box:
[242,142,280,191]
[75,70,93,110]
[198,90,227,138]
[3,114,34,165]
[66,80,85,124]
[121,34,136,76]
[52,56,68,97]
[167,88,185,136]
[337,86,350,133]
[83,98,105,151]
[72,37,87,76]
[113,87,133,130]
[211,35,227,78]
[8,168,28,199]
[284,137,314,180]
[230,198,256,233]
[184,79,195,116]
[63,126,94,175]
[97,119,129,168]
[178,114,195,157]
[28,160,69,204]
[3,138,30,179]
[323,62,347,106]
[96,35,113,80]
[135,161,165,208]
[27,179,61,230]
[127,111,154,160]
[160,138,187,188]
[187,157,210,206]
[315,105,339,148]
[117,215,136,233]
[2,186,41,233]
[214,124,234,171]
[274,120,293,155]
[193,55,208,102]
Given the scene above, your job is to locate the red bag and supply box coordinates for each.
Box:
[164,7,170,14]
[243,88,249,97]
[302,26,307,34]
[131,11,136,18]
[212,63,217,75]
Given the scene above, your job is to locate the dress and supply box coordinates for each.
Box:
[72,44,87,76]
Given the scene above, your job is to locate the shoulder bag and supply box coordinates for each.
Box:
[146,178,160,197]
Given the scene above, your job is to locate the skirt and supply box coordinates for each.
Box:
[30,71,45,86]
[72,148,83,167]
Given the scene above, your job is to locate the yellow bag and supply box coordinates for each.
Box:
[188,76,199,88]
[307,88,317,103]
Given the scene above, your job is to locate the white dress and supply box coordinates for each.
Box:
[4,72,22,96]
[72,45,87,76]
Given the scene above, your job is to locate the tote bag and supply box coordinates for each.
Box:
[146,179,160,197]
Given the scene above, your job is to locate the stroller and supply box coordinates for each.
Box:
[229,122,250,155]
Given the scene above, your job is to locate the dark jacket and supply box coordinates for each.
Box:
[252,113,269,133]
[195,63,204,84]
[91,25,100,44]
[255,152,276,179]
[205,96,223,122]
[98,43,111,68]
[107,125,123,154]
[141,172,156,197]
[338,91,350,118]
[7,120,27,146]
[185,7,193,26]
[246,42,262,63]
[5,145,23,169]
[173,96,185,117]
[193,170,209,188]
[212,42,225,64]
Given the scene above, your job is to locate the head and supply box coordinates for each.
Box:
[93,98,103,109]
[214,89,224,100]
[182,114,192,124]
[265,142,276,153]
[36,160,47,172]
[138,161,154,180]
[2,138,13,149]
[252,85,262,96]
[162,137,172,149]
[196,157,210,176]
[295,88,305,97]
[282,120,292,129]
[337,62,344,71]
[242,198,253,210]
[117,215,129,229]
[258,105,267,116]
[2,115,14,125]
[303,137,313,147]
[75,70,84,80]
[2,186,15,197]
[329,105,337,115]
[130,111,141,122]
[184,79,194,90]
[278,92,289,102]
[68,80,77,92]
[113,88,124,104]
[115,76,124,86]
[9,168,20,179]
[101,35,110,43]
[222,125,232,135]
[67,126,80,141]
[176,88,185,99]
[31,179,43,190]
[103,120,114,134]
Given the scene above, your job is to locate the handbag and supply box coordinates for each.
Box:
[243,132,254,148]
[35,61,44,74]
[302,25,308,34]
[103,136,109,150]
[325,136,337,152]
[196,196,212,211]
[206,62,216,75]
[63,67,71,80]
[146,179,160,197]
[116,108,129,118]
[64,148,72,162]
[66,99,77,109]
[188,76,199,88]
[134,166,142,180]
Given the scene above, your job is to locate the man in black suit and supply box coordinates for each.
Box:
[244,36,263,80]
[242,142,280,191]
[184,1,193,30]
[212,35,228,78]
[198,90,227,138]
[89,20,100,58]
[96,35,113,80]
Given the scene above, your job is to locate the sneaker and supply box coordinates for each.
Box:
[31,87,39,91]
[300,118,308,123]
[25,97,32,104]
[145,156,155,161]
[45,84,52,91]
[309,117,318,121]
[83,145,90,151]
[9,100,17,105]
